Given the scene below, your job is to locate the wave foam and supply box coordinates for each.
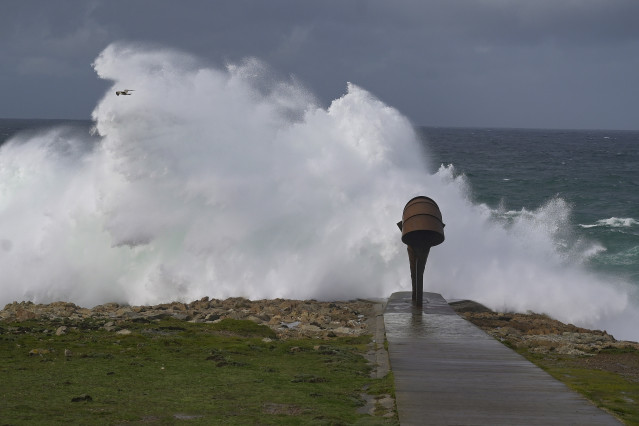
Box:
[580,217,639,228]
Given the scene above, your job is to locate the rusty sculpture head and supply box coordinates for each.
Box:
[398,196,445,306]
[399,196,445,255]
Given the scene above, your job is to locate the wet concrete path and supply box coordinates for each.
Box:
[384,292,621,425]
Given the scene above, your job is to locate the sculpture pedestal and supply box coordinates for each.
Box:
[408,247,429,307]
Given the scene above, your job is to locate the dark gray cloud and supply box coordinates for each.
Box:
[1,0,638,129]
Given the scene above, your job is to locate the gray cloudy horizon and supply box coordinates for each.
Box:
[1,0,638,130]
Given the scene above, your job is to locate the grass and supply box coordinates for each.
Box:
[515,348,639,425]
[0,317,398,425]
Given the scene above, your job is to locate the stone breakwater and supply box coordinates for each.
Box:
[0,297,376,340]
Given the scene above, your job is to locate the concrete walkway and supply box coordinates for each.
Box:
[384,292,621,425]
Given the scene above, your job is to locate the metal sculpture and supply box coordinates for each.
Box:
[397,196,445,307]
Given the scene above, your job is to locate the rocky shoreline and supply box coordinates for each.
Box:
[449,300,639,355]
[0,297,377,340]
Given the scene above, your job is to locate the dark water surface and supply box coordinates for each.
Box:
[420,126,639,282]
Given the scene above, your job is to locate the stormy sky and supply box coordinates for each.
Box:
[1,0,638,130]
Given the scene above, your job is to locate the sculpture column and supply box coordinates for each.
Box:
[398,196,445,307]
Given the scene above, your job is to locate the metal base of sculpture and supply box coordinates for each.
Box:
[408,246,429,307]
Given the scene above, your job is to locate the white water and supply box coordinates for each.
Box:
[580,217,639,228]
[1,43,638,341]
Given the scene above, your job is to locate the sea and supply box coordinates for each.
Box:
[420,126,639,283]
[0,45,638,340]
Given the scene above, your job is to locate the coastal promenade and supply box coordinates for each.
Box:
[384,292,621,425]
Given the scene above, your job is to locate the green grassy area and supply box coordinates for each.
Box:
[516,349,639,425]
[0,318,397,425]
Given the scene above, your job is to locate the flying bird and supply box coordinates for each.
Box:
[115,89,134,96]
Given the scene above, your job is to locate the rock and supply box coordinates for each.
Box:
[226,311,245,320]
[299,324,321,333]
[114,307,133,317]
[171,303,187,312]
[189,297,210,311]
[332,326,358,336]
[16,309,36,321]
[494,326,522,340]
[115,329,132,335]
[171,313,188,321]
[64,349,73,357]
[268,315,282,325]
[103,322,117,332]
[55,326,68,336]
[449,300,492,313]
[205,313,220,322]
[92,303,121,313]
[281,321,300,329]
[245,315,263,324]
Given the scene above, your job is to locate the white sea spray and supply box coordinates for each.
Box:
[0,42,637,341]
